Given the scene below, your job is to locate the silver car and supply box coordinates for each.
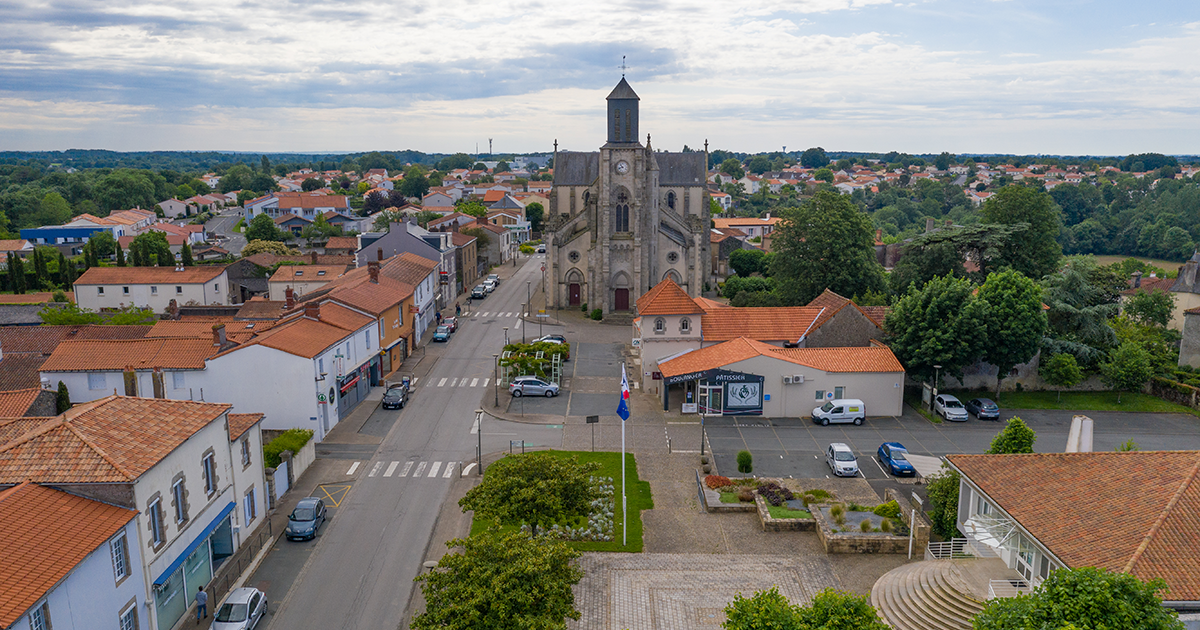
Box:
[211,587,267,630]
[509,376,559,398]
[934,395,969,422]
[825,443,859,477]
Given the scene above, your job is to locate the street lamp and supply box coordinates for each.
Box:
[475,408,484,476]
[493,353,500,407]
[527,280,532,339]
[933,364,942,391]
[521,303,526,344]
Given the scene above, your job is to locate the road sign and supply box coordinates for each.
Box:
[541,265,546,271]
[317,393,328,403]
[586,415,599,424]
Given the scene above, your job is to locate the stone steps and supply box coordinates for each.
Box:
[871,560,987,630]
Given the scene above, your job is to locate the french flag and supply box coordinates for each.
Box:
[617,363,631,421]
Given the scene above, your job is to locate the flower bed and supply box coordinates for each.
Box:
[545,475,614,542]
[811,502,912,554]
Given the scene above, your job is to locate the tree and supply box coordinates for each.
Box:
[813,168,834,183]
[30,247,49,290]
[771,191,886,306]
[722,587,796,630]
[38,192,72,226]
[986,417,1036,454]
[245,213,283,242]
[260,154,271,173]
[39,303,102,325]
[130,231,173,267]
[723,586,889,630]
[747,155,771,175]
[57,252,74,286]
[459,452,600,537]
[362,190,389,215]
[494,161,510,173]
[978,270,1047,399]
[411,529,583,630]
[981,186,1063,280]
[460,227,490,250]
[55,381,71,413]
[729,248,767,278]
[240,239,298,257]
[925,468,960,541]
[719,158,745,180]
[398,166,430,199]
[180,242,194,266]
[88,231,117,258]
[115,243,126,266]
[1041,257,1122,366]
[301,177,324,192]
[106,305,157,325]
[885,275,989,382]
[973,567,1184,630]
[6,255,26,294]
[888,224,1026,294]
[1124,289,1175,328]
[1040,353,1083,402]
[218,164,254,193]
[436,153,475,171]
[1099,342,1155,403]
[800,147,828,169]
[93,169,157,212]
[372,208,409,231]
[525,202,544,233]
[457,200,489,219]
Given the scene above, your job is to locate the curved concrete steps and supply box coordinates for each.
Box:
[871,560,987,630]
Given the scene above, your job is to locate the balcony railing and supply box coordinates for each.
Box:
[925,538,999,561]
[988,578,1030,599]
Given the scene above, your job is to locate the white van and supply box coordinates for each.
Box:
[811,399,866,426]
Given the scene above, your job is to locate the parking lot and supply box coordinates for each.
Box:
[503,342,624,418]
[706,406,1200,482]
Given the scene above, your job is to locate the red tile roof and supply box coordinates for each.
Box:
[0,483,139,628]
[0,388,44,417]
[658,337,904,377]
[1121,276,1174,296]
[75,265,226,285]
[0,417,52,447]
[700,307,824,342]
[228,413,263,441]
[324,236,359,251]
[40,338,220,372]
[637,278,701,315]
[0,325,150,355]
[947,451,1200,601]
[0,292,73,304]
[0,396,231,484]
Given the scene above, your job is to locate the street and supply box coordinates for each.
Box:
[206,207,247,254]
[260,254,562,630]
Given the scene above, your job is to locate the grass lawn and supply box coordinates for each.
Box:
[943,390,1197,415]
[719,490,741,504]
[1092,255,1180,276]
[766,504,811,519]
[468,450,654,552]
[233,217,245,233]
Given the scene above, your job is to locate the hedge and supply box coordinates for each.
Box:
[264,428,314,469]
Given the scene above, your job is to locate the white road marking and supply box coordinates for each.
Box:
[346,462,360,475]
[872,456,888,476]
[514,320,521,329]
[412,377,419,385]
[449,378,458,387]
[384,461,399,477]
[481,312,490,316]
[428,461,442,477]
[460,379,469,387]
[470,378,479,387]
[413,461,428,477]
[399,461,414,477]
[470,416,480,434]
[437,378,447,387]
[461,463,477,476]
[483,378,490,387]
[443,462,456,478]
[501,312,509,317]
[369,461,383,477]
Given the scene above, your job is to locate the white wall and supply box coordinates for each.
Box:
[227,423,267,544]
[43,369,207,405]
[76,272,231,312]
[201,345,330,435]
[724,355,904,417]
[11,519,146,630]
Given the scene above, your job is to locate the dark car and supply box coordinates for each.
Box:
[432,325,452,342]
[471,285,487,299]
[285,497,327,541]
[381,386,407,410]
[965,398,1000,420]
[877,442,917,476]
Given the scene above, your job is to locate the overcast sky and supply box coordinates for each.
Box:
[2,0,1199,156]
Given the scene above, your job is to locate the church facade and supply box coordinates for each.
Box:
[546,78,710,315]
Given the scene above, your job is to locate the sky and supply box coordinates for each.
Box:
[2,0,1199,156]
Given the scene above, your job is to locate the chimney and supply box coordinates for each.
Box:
[765,212,771,220]
[368,261,380,284]
[123,366,137,397]
[377,247,384,262]
[1132,271,1142,288]
[212,323,228,347]
[285,287,296,310]
[310,251,318,264]
[168,299,180,320]
[925,217,936,233]
[1149,271,1157,278]
[152,367,165,399]
[304,301,320,321]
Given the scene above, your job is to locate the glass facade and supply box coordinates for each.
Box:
[153,513,233,629]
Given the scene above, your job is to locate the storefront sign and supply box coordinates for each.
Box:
[682,403,698,413]
[339,374,359,393]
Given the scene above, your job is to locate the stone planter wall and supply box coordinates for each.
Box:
[755,495,815,532]
[697,469,756,513]
[811,504,911,554]
[885,488,932,552]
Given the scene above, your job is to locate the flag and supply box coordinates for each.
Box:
[617,363,631,421]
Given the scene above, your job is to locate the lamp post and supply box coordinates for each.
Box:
[475,408,484,476]
[932,364,942,411]
[527,280,532,339]
[493,354,500,407]
[503,326,509,347]
[521,303,526,344]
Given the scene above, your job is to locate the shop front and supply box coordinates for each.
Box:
[336,360,374,416]
[153,502,235,629]
[664,369,764,416]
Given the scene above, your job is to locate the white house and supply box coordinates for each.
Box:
[157,198,189,218]
[74,265,232,311]
[244,192,352,221]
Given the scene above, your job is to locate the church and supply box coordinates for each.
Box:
[546,78,711,315]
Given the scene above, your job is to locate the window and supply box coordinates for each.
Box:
[680,318,691,333]
[654,318,665,333]
[613,110,621,140]
[365,330,371,350]
[243,487,257,524]
[667,191,676,209]
[110,532,130,581]
[295,270,304,276]
[118,604,138,630]
[98,287,104,295]
[175,286,182,294]
[815,390,825,400]
[624,109,631,142]
[834,387,845,399]
[88,373,106,390]
[667,251,679,264]
[148,499,164,545]
[30,602,50,630]
[241,439,251,467]
[319,358,324,373]
[202,453,216,495]
[213,283,219,291]
[151,286,157,295]
[172,479,186,523]
[123,286,129,294]
[172,372,185,389]
[613,190,630,233]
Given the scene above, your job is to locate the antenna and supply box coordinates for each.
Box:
[488,138,493,155]
[620,55,627,77]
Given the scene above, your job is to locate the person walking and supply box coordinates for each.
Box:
[455,304,461,317]
[195,586,208,623]
[435,311,442,325]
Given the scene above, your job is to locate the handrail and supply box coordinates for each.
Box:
[987,579,1030,599]
[925,538,999,560]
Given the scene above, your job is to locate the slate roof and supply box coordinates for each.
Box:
[0,482,139,628]
[379,252,439,286]
[656,153,707,186]
[553,152,600,186]
[947,451,1200,602]
[606,77,640,100]
[0,396,231,484]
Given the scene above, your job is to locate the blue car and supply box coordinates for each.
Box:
[432,325,451,342]
[877,442,916,477]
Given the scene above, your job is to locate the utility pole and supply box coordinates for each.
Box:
[488,138,493,155]
[476,409,484,476]
[493,354,500,407]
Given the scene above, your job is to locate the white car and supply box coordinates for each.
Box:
[934,394,969,422]
[483,279,497,293]
[211,587,268,630]
[825,443,859,477]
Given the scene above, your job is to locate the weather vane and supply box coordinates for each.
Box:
[620,55,627,78]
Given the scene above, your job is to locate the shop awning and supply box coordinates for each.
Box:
[154,501,235,586]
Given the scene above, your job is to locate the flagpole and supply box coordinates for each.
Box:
[621,361,627,548]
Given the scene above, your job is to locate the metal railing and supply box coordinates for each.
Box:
[204,520,274,606]
[988,579,1030,599]
[925,537,998,561]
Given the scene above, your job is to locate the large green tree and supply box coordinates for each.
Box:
[459,452,600,537]
[130,231,174,267]
[978,270,1047,399]
[524,202,544,233]
[885,274,989,382]
[399,166,431,199]
[88,231,117,258]
[889,224,1026,295]
[1123,289,1175,328]
[1040,353,1083,402]
[981,186,1063,280]
[972,567,1184,630]
[1041,257,1121,366]
[719,158,745,180]
[1099,341,1155,403]
[93,169,159,213]
[37,192,72,226]
[411,529,583,630]
[245,213,283,242]
[799,147,828,169]
[723,586,889,630]
[729,248,767,278]
[771,191,885,306]
[925,468,961,541]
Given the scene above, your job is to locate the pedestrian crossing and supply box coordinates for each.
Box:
[468,312,522,318]
[393,376,492,389]
[352,459,462,479]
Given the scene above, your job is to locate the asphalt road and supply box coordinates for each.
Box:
[205,207,246,254]
[263,255,562,630]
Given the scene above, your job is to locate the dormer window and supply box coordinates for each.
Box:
[317,270,326,276]
[295,270,303,276]
[680,318,691,333]
[654,317,665,333]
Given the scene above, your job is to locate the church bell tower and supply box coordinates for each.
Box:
[606,78,640,145]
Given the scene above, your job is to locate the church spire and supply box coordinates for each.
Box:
[606,78,640,144]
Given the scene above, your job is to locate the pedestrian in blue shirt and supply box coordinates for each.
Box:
[196,586,208,623]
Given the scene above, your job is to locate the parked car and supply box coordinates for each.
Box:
[381,385,408,410]
[877,442,916,476]
[444,316,458,333]
[532,334,566,345]
[211,587,268,630]
[471,285,487,299]
[483,279,497,293]
[487,273,500,286]
[825,443,859,477]
[810,399,866,426]
[934,394,969,421]
[285,497,327,541]
[536,244,546,253]
[432,325,452,342]
[965,397,1000,420]
[509,375,559,397]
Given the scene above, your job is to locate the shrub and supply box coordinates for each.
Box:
[830,504,845,519]
[846,502,868,512]
[705,475,732,490]
[880,518,894,533]
[590,308,603,320]
[737,488,755,502]
[860,519,873,532]
[581,302,587,312]
[873,500,901,519]
[756,482,795,507]
[736,450,753,473]
[264,428,315,469]
[800,489,834,506]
